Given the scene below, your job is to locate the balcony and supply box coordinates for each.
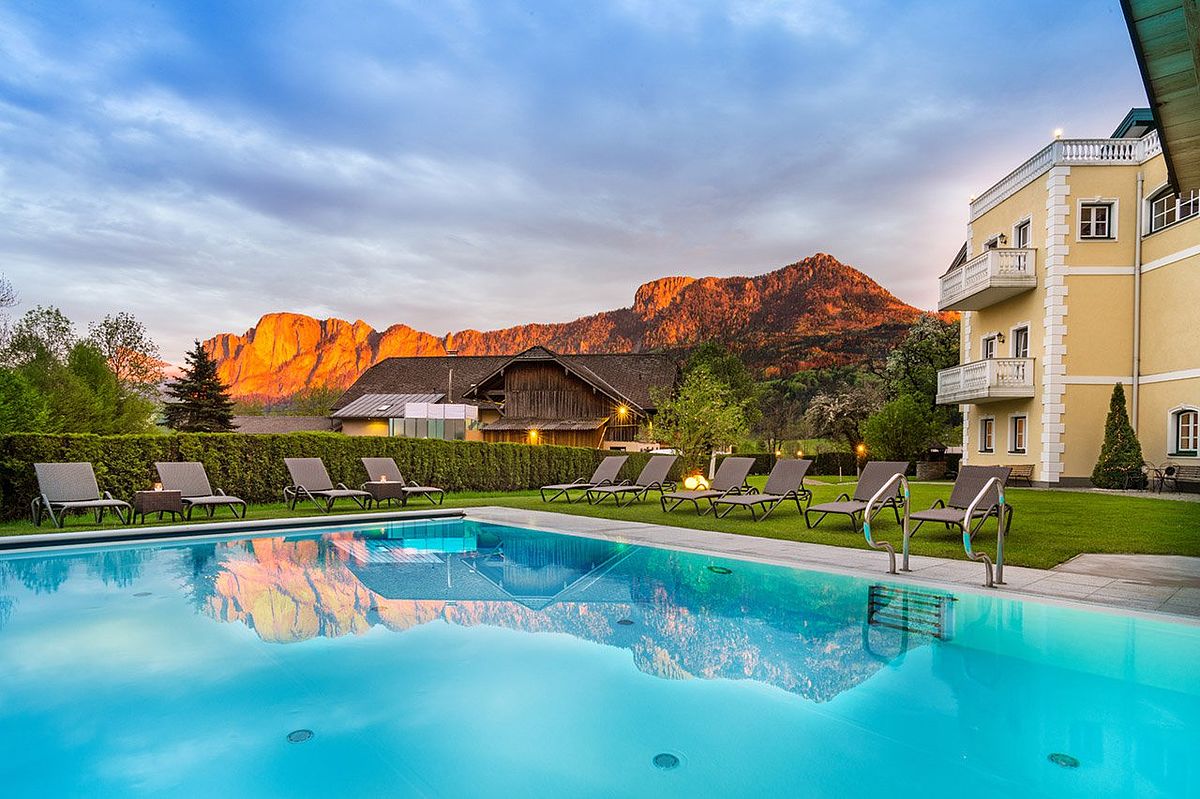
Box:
[936,358,1035,405]
[938,248,1037,311]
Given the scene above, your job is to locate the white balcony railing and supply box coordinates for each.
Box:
[936,358,1035,405]
[970,130,1162,221]
[939,248,1037,311]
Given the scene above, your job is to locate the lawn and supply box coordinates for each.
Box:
[1,478,1196,570]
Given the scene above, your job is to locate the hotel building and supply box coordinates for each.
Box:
[936,107,1199,485]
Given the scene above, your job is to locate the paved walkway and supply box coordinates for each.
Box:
[467,506,1200,621]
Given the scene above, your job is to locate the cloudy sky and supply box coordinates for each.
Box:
[1,0,1147,362]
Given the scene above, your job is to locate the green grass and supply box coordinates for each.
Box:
[3,478,1197,570]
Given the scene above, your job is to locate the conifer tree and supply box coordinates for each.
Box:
[1091,383,1145,489]
[164,341,235,432]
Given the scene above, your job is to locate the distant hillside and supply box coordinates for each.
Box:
[205,253,926,399]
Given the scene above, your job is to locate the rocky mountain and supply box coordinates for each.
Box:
[204,253,925,399]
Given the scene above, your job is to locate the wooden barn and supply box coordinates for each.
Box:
[331,346,678,450]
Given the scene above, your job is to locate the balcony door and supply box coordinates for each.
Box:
[1012,327,1029,359]
[982,336,997,360]
[1014,220,1031,249]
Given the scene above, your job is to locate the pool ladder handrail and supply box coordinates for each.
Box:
[961,476,1009,588]
[862,472,910,575]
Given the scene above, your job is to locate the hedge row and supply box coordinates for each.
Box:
[0,433,676,521]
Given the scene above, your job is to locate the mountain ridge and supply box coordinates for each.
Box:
[204,253,927,399]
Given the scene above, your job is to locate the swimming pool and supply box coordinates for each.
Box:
[0,518,1196,797]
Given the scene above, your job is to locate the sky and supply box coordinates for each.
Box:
[0,0,1149,363]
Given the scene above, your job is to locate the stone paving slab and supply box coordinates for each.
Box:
[469,506,1200,622]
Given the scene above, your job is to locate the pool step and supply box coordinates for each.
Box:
[867,585,955,641]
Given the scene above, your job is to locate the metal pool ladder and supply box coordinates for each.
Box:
[867,584,955,641]
[960,476,1009,588]
[861,472,911,575]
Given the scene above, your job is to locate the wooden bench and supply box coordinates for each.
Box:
[1163,465,1200,492]
[1005,464,1035,486]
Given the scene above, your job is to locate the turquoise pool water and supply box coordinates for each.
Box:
[0,518,1196,797]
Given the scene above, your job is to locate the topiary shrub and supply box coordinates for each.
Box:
[1091,384,1145,489]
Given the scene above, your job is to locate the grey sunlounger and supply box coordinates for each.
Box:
[710,459,813,520]
[804,461,910,531]
[156,461,247,519]
[909,465,1013,538]
[284,457,373,513]
[31,462,131,527]
[585,455,677,506]
[541,455,628,503]
[660,456,755,514]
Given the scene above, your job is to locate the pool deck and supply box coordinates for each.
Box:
[466,506,1200,621]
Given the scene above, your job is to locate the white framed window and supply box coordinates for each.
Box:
[984,234,1005,250]
[1079,201,1116,240]
[1013,218,1031,248]
[1171,407,1199,456]
[1011,326,1030,359]
[1009,416,1027,454]
[979,417,995,453]
[982,335,997,360]
[1148,186,1200,233]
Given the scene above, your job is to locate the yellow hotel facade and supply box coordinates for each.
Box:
[937,109,1199,486]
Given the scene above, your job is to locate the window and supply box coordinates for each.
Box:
[1079,203,1113,239]
[982,336,997,360]
[979,418,995,453]
[1014,220,1031,248]
[1149,187,1200,233]
[984,234,1005,250]
[1009,416,1027,454]
[1173,409,1199,456]
[1012,327,1030,359]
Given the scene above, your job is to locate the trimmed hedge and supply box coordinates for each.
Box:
[716,451,857,477]
[0,433,677,521]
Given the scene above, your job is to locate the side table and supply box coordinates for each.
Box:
[363,481,408,508]
[133,490,184,524]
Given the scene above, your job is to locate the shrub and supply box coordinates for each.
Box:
[1091,384,1145,489]
[861,394,937,463]
[0,433,649,520]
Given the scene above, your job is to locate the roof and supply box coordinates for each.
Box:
[331,392,445,419]
[1111,107,1157,138]
[480,418,608,432]
[332,355,510,411]
[1122,1,1200,190]
[232,415,336,433]
[941,242,969,277]
[333,347,678,413]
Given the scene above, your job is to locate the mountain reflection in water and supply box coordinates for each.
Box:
[189,520,936,702]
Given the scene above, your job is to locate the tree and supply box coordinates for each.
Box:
[4,305,76,365]
[87,312,166,400]
[804,383,884,453]
[0,274,17,349]
[164,341,236,432]
[0,369,48,433]
[754,381,806,454]
[284,384,343,416]
[649,365,747,474]
[1091,384,1145,489]
[684,342,762,429]
[862,394,936,462]
[885,313,961,428]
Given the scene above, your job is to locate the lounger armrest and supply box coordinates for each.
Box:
[836,492,850,502]
[932,499,946,509]
[746,486,760,495]
[216,488,227,496]
[336,482,351,491]
[407,479,421,488]
[102,490,117,501]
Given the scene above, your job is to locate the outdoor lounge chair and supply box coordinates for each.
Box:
[31,462,132,528]
[585,455,677,506]
[804,461,910,532]
[284,457,373,513]
[540,455,628,503]
[660,456,755,515]
[710,459,813,520]
[360,457,445,506]
[909,465,1012,538]
[155,461,247,520]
